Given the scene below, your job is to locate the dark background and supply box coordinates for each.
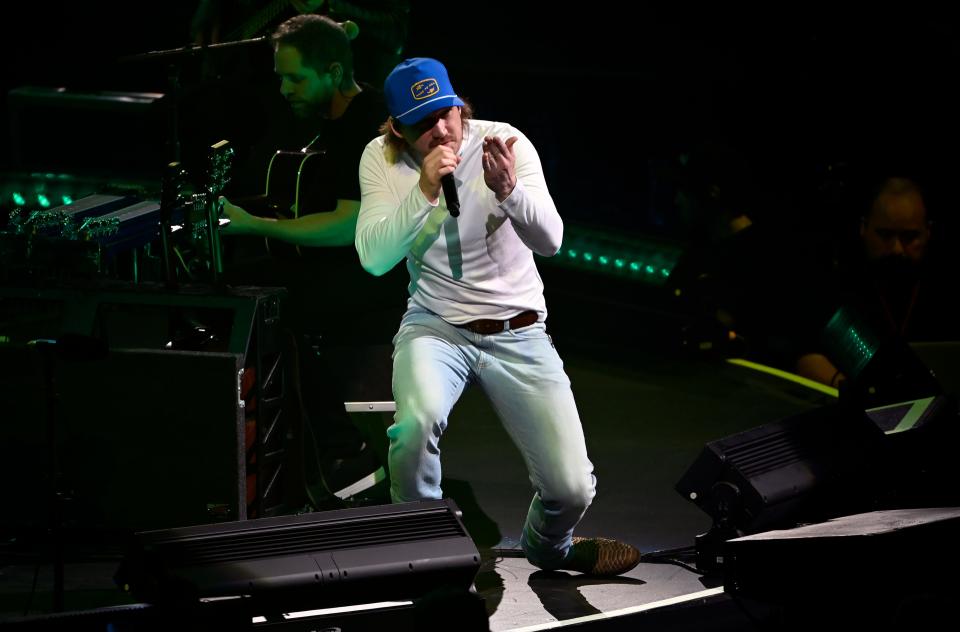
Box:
[4,4,959,234]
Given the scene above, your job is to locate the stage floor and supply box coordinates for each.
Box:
[0,338,836,630]
[417,344,832,630]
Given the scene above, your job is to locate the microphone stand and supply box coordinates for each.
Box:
[118,38,268,285]
[118,37,270,166]
[35,340,66,612]
[117,36,271,64]
[27,336,110,612]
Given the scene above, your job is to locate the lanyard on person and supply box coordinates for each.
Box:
[876,281,920,337]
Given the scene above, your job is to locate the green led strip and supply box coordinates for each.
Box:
[542,229,681,285]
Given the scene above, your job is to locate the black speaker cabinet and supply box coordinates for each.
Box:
[116,499,482,610]
[724,508,960,628]
[0,283,287,531]
[676,403,887,535]
[1,346,244,530]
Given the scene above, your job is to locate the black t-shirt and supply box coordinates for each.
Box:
[231,83,384,200]
[223,86,407,343]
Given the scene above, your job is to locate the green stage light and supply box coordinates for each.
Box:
[12,192,26,206]
[37,194,51,208]
[540,223,682,285]
[61,195,73,205]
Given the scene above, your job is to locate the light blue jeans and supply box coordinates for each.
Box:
[388,306,596,569]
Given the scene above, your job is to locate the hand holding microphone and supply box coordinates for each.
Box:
[419,144,461,217]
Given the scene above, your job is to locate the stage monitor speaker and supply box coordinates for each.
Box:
[676,403,887,542]
[724,508,960,627]
[866,394,960,508]
[114,498,482,612]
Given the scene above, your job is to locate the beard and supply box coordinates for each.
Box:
[289,99,326,120]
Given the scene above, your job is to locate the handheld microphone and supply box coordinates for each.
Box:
[441,174,460,218]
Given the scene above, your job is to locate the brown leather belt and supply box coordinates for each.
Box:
[458,310,539,335]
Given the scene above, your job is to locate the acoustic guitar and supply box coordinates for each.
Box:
[239,147,337,258]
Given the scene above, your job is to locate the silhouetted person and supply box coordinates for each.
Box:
[794,176,956,393]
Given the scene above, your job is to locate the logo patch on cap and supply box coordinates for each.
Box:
[411,78,440,101]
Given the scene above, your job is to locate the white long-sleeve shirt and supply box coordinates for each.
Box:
[355,119,563,324]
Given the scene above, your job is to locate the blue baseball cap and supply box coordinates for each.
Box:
[385,57,465,125]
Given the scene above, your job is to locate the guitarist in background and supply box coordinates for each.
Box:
[217,14,406,509]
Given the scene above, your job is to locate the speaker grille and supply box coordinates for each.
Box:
[724,429,811,479]
[149,508,467,566]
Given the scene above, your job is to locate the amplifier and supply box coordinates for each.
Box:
[0,282,289,530]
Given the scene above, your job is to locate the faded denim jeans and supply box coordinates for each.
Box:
[388,305,596,568]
